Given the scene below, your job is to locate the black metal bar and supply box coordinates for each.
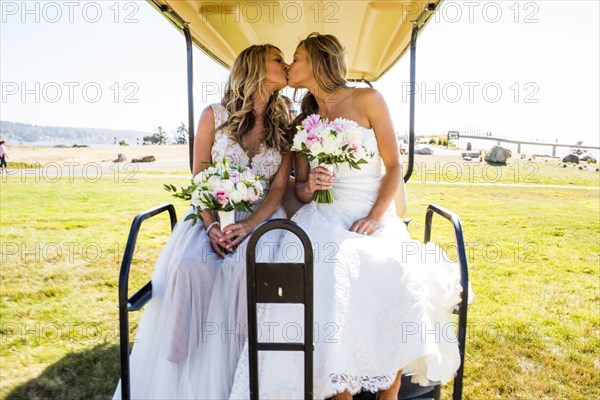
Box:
[424,204,468,400]
[127,281,153,312]
[404,22,418,183]
[118,203,177,400]
[184,25,195,173]
[246,219,314,400]
[257,343,307,351]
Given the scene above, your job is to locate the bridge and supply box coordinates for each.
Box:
[454,132,600,157]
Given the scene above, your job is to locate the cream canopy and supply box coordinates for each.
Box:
[148,0,441,81]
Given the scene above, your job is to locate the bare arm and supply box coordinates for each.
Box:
[350,89,406,234]
[192,106,220,227]
[192,106,229,257]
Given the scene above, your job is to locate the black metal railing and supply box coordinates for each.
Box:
[424,204,469,400]
[246,219,314,400]
[118,203,177,400]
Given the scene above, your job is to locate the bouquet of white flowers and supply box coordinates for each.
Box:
[292,114,374,203]
[164,158,265,228]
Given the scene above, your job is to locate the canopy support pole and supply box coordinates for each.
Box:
[405,22,418,182]
[184,25,195,173]
[405,2,438,183]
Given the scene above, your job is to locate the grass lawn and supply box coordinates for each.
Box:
[0,164,598,399]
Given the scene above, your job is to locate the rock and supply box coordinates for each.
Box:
[113,153,127,163]
[414,146,433,155]
[461,152,480,158]
[463,156,472,161]
[580,154,597,163]
[132,155,156,163]
[484,145,511,165]
[562,154,579,164]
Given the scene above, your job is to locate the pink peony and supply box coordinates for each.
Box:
[330,118,358,134]
[302,114,327,134]
[214,189,229,205]
[306,133,321,147]
[247,187,259,202]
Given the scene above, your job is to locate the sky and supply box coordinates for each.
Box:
[1,0,599,146]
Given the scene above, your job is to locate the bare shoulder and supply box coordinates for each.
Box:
[352,87,385,106]
[200,105,216,123]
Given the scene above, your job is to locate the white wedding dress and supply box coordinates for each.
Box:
[229,121,467,399]
[113,104,287,399]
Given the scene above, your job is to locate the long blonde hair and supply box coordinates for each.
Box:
[295,33,348,122]
[221,44,290,153]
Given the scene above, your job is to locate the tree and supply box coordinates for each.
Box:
[174,123,188,145]
[143,126,168,145]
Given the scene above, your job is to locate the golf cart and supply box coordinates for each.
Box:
[118,1,469,399]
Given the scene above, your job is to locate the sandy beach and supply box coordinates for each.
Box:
[5,144,190,171]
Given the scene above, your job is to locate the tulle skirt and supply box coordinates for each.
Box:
[113,206,286,399]
[229,202,468,399]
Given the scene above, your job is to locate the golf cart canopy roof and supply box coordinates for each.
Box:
[148,0,441,81]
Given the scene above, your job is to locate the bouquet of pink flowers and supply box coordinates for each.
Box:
[164,158,265,226]
[292,114,374,203]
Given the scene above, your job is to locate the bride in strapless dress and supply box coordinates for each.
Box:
[229,33,466,400]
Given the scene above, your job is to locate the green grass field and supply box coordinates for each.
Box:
[0,161,598,399]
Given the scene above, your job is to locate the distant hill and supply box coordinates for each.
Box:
[0,120,151,145]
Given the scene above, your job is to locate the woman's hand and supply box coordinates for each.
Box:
[349,214,382,236]
[219,219,258,252]
[306,166,335,194]
[206,224,228,258]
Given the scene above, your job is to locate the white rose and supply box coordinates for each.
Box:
[321,140,340,155]
[310,143,323,156]
[191,189,203,207]
[292,131,307,151]
[207,175,221,189]
[222,180,235,192]
[229,190,245,204]
[192,171,206,185]
[235,182,248,192]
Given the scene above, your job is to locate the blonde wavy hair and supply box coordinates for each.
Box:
[221,44,291,153]
[295,33,348,122]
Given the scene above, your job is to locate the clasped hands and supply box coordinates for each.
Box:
[206,220,254,258]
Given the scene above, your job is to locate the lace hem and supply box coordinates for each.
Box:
[328,373,395,396]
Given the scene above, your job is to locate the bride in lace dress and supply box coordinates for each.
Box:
[113,44,292,399]
[229,34,465,400]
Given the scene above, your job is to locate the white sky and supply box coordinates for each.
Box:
[1,0,599,145]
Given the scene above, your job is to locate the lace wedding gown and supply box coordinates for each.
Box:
[113,104,287,399]
[229,121,466,399]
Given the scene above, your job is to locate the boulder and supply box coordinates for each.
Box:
[562,154,579,164]
[132,155,156,163]
[461,152,481,158]
[580,154,597,163]
[484,145,511,165]
[113,153,127,162]
[414,146,433,155]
